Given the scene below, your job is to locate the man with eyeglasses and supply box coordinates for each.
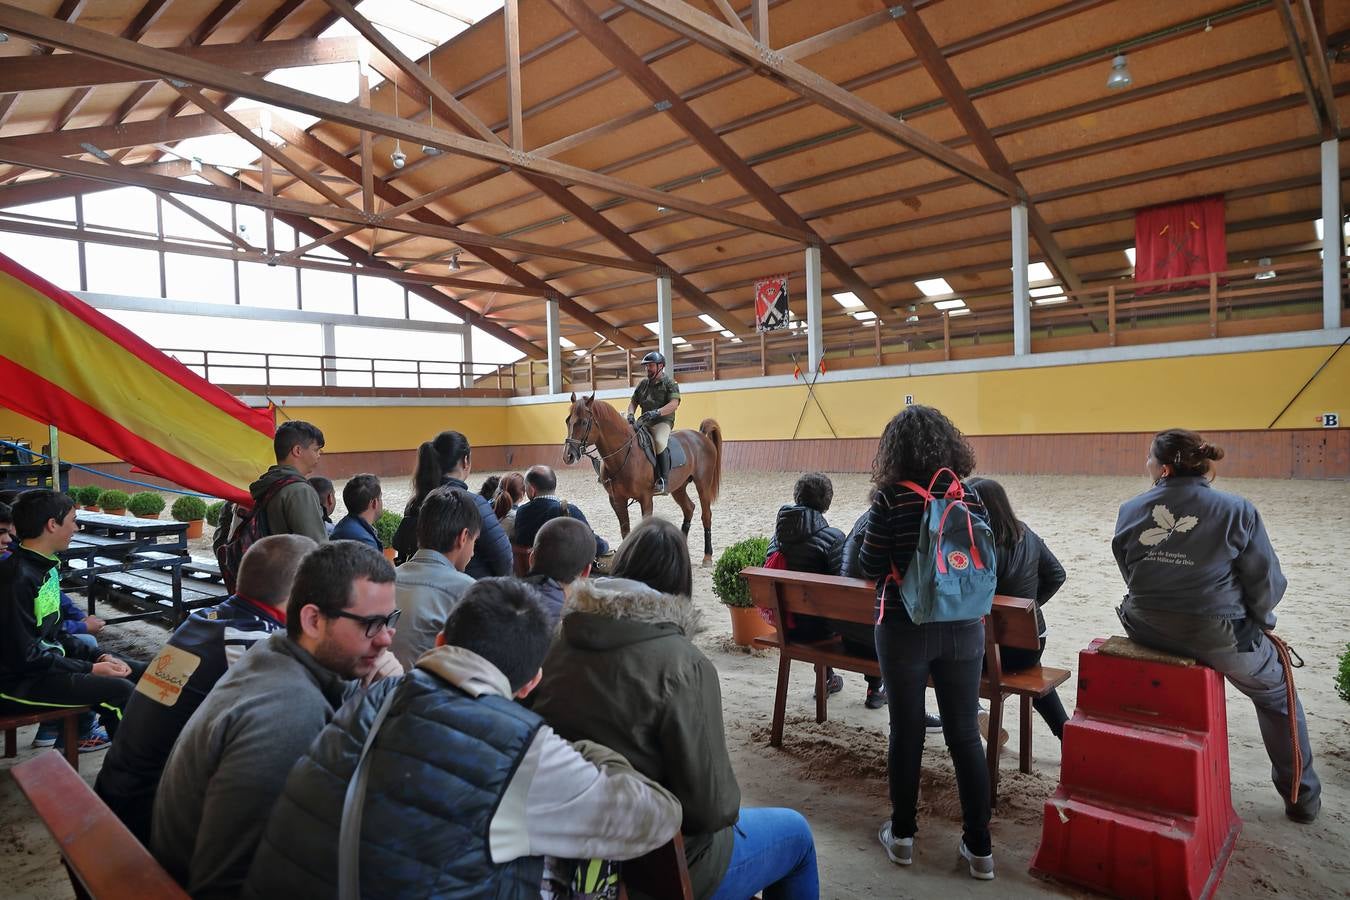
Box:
[152,541,403,899]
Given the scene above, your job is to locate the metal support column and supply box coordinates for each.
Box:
[321,322,338,387]
[805,244,823,376]
[545,298,562,395]
[1011,203,1031,356]
[1322,138,1343,330]
[656,274,674,366]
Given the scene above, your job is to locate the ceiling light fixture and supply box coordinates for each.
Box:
[391,87,406,169]
[449,252,461,271]
[190,156,202,174]
[1254,257,1276,280]
[421,54,440,157]
[1106,54,1133,90]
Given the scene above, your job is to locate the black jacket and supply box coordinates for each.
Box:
[394,476,512,578]
[840,511,868,579]
[767,505,844,576]
[0,546,98,687]
[993,523,1065,636]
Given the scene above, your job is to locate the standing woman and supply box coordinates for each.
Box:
[1114,429,1321,823]
[860,405,994,880]
[966,477,1069,739]
[391,431,512,578]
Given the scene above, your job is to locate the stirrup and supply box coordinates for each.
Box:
[653,478,667,494]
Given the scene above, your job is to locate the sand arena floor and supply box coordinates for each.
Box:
[2,467,1347,898]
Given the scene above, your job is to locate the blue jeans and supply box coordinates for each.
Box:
[707,807,818,900]
[876,612,991,856]
[69,633,98,651]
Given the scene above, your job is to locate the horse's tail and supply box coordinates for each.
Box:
[699,418,722,505]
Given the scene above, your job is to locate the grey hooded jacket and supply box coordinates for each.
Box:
[390,549,475,670]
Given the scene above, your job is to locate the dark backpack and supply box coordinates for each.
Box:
[216,476,303,593]
[882,468,997,625]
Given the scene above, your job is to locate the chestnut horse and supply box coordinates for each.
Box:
[562,392,722,563]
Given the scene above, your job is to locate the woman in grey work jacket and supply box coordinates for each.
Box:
[1112,428,1321,824]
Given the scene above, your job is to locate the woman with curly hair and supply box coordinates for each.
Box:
[859,405,994,880]
[1114,428,1320,823]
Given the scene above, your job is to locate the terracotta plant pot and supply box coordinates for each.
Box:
[383,547,397,562]
[140,513,160,519]
[102,508,126,517]
[184,519,204,540]
[83,505,99,511]
[727,605,776,647]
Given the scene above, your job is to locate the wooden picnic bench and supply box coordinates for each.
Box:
[11,751,189,899]
[2,707,87,770]
[740,567,1072,806]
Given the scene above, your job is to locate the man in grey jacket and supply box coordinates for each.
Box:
[151,541,402,898]
[390,485,480,669]
[246,577,682,898]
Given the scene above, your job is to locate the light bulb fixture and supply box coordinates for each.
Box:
[1204,19,1212,32]
[1254,257,1277,280]
[1106,54,1133,90]
[656,205,668,213]
[0,32,9,43]
[421,145,441,156]
[449,252,461,271]
[391,144,406,169]
[190,156,202,174]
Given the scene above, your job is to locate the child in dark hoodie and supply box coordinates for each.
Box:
[768,473,885,708]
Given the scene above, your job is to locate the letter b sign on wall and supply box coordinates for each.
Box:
[1320,413,1339,428]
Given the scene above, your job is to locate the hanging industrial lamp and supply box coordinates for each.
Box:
[390,86,406,169]
[1106,54,1133,90]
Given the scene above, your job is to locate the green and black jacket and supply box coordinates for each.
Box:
[0,545,97,687]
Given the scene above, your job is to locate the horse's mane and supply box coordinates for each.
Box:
[586,396,628,429]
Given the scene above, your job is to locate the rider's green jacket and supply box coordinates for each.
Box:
[631,374,680,427]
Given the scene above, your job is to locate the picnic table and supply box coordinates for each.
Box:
[57,512,225,625]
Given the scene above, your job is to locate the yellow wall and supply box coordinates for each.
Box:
[4,345,1344,461]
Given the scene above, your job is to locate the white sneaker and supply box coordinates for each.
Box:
[878,821,912,866]
[959,840,995,880]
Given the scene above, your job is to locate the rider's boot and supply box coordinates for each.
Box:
[654,448,670,494]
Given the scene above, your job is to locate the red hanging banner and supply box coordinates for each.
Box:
[1133,195,1226,293]
[754,275,790,332]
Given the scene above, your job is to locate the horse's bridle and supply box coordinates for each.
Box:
[564,412,641,486]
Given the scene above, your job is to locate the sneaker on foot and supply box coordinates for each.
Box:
[865,685,888,710]
[31,724,59,748]
[813,672,845,699]
[1286,795,1320,824]
[925,713,943,733]
[878,821,912,866]
[959,840,995,880]
[76,727,111,754]
[977,711,1009,746]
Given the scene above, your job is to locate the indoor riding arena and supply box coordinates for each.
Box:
[0,1,1347,898]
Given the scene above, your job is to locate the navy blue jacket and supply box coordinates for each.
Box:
[393,477,512,579]
[332,514,381,551]
[246,667,543,898]
[513,496,610,556]
[95,595,285,842]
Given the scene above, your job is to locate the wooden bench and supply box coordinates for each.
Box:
[620,832,694,900]
[2,707,87,770]
[11,751,189,899]
[741,566,1072,806]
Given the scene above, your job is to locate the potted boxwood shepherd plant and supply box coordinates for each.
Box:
[74,485,103,510]
[712,535,777,646]
[205,501,226,529]
[99,489,130,517]
[374,510,403,561]
[172,495,209,540]
[128,491,166,519]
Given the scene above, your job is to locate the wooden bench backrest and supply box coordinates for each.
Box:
[12,751,189,899]
[621,832,694,900]
[512,545,531,577]
[741,567,1040,649]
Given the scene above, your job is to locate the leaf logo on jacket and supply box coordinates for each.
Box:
[1139,504,1199,546]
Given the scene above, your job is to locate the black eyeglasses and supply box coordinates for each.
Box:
[329,608,401,638]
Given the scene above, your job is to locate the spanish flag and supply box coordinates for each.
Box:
[0,252,274,503]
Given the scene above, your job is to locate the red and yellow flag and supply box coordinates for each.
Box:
[0,252,274,503]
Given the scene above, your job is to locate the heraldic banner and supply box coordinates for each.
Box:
[755,275,790,331]
[1133,195,1226,294]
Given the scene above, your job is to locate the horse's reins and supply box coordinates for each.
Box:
[566,414,640,490]
[1264,629,1306,805]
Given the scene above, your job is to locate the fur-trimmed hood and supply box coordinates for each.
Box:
[561,577,707,647]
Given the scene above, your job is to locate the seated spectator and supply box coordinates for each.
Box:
[0,490,147,753]
[247,578,682,898]
[514,465,610,560]
[478,474,501,502]
[525,516,594,628]
[392,431,511,577]
[152,541,402,897]
[770,473,888,711]
[331,473,383,550]
[967,478,1069,741]
[59,590,103,652]
[533,517,819,900]
[390,486,481,670]
[839,486,878,580]
[493,471,527,543]
[95,534,315,843]
[308,476,337,536]
[0,500,12,556]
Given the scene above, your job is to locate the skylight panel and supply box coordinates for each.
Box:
[672,336,688,345]
[1030,286,1063,297]
[699,314,725,330]
[643,322,661,335]
[720,330,734,339]
[1027,262,1053,282]
[914,277,953,297]
[833,291,863,309]
[1124,247,1136,265]
[933,298,966,310]
[852,310,877,321]
[1314,218,1350,240]
[1033,296,1069,306]
[558,336,576,349]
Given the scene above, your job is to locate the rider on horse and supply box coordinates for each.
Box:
[626,350,680,494]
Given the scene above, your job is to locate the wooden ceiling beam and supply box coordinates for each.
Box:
[0,161,192,208]
[618,0,1019,198]
[0,36,361,94]
[0,109,264,157]
[549,0,892,321]
[708,0,751,38]
[1293,0,1340,133]
[267,120,643,348]
[1275,0,1329,136]
[887,1,1082,297]
[0,0,87,127]
[504,0,524,150]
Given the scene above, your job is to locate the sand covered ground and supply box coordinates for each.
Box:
[2,467,1347,898]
